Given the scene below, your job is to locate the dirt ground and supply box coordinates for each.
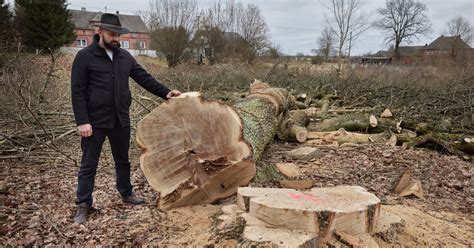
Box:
[1,140,472,246]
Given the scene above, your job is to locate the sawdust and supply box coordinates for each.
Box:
[377,205,473,247]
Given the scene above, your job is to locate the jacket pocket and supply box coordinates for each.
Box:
[87,89,106,109]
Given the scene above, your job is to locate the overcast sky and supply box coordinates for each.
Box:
[5,0,474,55]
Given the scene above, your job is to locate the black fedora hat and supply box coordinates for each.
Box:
[95,13,129,34]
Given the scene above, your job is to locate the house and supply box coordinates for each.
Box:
[397,46,425,64]
[62,8,157,57]
[395,35,472,64]
[421,35,472,61]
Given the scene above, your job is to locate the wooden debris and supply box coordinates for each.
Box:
[275,163,300,177]
[369,115,378,127]
[396,119,403,133]
[386,134,397,147]
[286,146,322,160]
[399,180,424,198]
[381,108,393,118]
[334,230,360,248]
[394,169,412,194]
[279,179,314,189]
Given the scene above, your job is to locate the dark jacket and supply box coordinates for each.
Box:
[71,34,170,128]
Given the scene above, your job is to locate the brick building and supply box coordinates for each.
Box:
[397,35,472,64]
[63,8,156,57]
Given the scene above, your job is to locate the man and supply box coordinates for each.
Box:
[71,13,181,224]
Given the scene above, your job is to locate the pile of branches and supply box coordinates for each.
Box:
[0,52,78,164]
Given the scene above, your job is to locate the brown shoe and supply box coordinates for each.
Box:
[122,195,145,205]
[73,203,89,224]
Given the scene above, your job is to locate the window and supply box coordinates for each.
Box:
[138,41,146,49]
[76,39,87,47]
[120,40,129,49]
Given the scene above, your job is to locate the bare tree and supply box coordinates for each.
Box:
[236,3,269,63]
[195,0,239,64]
[446,16,472,45]
[144,0,198,67]
[323,0,368,58]
[317,26,336,61]
[374,0,431,60]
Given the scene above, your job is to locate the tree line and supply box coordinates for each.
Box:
[139,0,271,67]
[1,0,472,67]
[0,0,75,54]
[315,0,473,61]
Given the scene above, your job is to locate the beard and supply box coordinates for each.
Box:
[104,39,120,52]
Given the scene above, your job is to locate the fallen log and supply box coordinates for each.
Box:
[309,114,417,133]
[306,128,387,146]
[277,109,310,142]
[136,81,290,209]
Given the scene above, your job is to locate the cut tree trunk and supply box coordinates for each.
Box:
[136,81,290,209]
[309,114,416,133]
[277,109,310,143]
[234,186,384,246]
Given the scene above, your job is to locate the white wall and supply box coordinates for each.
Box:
[60,47,158,57]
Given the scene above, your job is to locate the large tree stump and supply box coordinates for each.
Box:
[136,81,290,209]
[218,186,398,247]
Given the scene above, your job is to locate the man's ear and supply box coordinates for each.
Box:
[97,28,103,36]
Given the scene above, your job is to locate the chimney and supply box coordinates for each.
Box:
[81,7,86,11]
[116,11,119,15]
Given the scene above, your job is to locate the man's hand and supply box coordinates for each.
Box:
[166,90,181,99]
[77,124,93,137]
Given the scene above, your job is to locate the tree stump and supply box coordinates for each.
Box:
[136,81,290,209]
[235,186,382,246]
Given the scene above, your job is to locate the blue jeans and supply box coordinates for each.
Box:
[76,125,133,206]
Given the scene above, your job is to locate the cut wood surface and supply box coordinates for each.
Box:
[136,81,291,209]
[286,146,322,160]
[399,180,424,198]
[279,179,314,189]
[395,169,412,194]
[222,186,406,247]
[241,212,319,247]
[307,128,387,146]
[381,108,393,118]
[275,162,300,177]
[237,186,381,239]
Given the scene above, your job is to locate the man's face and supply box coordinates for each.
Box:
[99,28,120,51]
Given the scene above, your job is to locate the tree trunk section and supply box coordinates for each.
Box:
[136,82,289,209]
[234,186,383,246]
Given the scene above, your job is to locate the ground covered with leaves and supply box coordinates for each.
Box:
[1,55,473,246]
[1,140,472,246]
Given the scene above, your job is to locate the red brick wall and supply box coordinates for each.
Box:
[70,28,151,50]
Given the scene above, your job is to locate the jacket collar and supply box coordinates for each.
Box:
[91,34,124,58]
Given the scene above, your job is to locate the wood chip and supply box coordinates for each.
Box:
[386,134,397,147]
[399,180,424,198]
[275,163,300,177]
[369,115,378,127]
[381,108,393,118]
[335,230,360,248]
[394,169,412,194]
[286,146,322,160]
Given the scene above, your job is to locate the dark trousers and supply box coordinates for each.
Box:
[76,125,133,206]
